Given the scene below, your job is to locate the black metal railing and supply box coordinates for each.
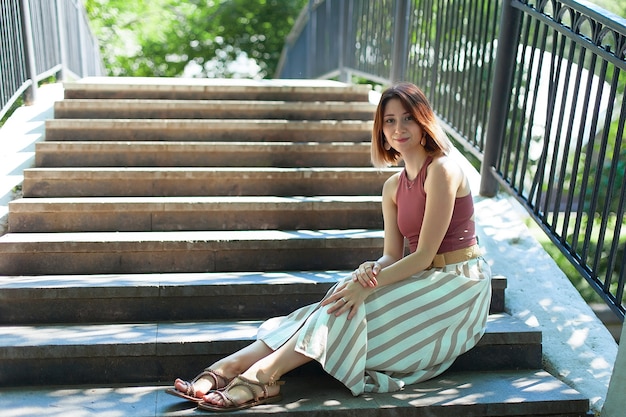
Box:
[483,0,626,320]
[0,0,103,121]
[276,0,626,320]
[277,0,499,161]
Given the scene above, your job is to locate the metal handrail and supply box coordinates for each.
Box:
[0,0,103,121]
[486,0,626,320]
[276,0,626,321]
[276,0,500,160]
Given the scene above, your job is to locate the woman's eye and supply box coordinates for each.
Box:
[404,116,414,121]
[384,118,394,124]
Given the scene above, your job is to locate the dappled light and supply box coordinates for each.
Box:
[156,321,259,344]
[0,270,345,289]
[0,365,588,416]
[0,385,163,417]
[381,370,585,409]
[474,179,617,411]
[0,323,156,347]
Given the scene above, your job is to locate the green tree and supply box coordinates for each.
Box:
[85,0,307,78]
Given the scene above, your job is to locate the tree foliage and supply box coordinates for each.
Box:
[85,0,623,79]
[85,0,307,78]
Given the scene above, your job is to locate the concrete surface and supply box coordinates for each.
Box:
[0,80,619,414]
[0,370,588,417]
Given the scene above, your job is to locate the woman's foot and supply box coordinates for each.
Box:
[166,368,233,402]
[198,374,284,411]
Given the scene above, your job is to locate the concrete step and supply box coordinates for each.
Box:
[63,77,374,102]
[0,370,590,417]
[44,118,373,142]
[0,272,507,324]
[54,99,376,120]
[0,229,384,275]
[8,196,383,232]
[34,141,372,168]
[0,313,540,387]
[22,167,396,197]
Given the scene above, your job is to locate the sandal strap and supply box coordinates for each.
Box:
[179,368,230,398]
[191,368,230,389]
[236,376,268,401]
[183,380,195,397]
[216,375,285,406]
[238,374,285,387]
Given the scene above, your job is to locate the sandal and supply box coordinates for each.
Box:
[197,375,285,412]
[165,368,232,403]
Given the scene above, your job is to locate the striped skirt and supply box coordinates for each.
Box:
[257,257,492,395]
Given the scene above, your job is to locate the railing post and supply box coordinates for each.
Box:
[306,0,315,79]
[338,0,349,83]
[19,0,38,105]
[55,0,70,81]
[390,0,410,83]
[479,0,522,197]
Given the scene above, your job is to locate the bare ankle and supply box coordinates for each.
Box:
[254,368,281,385]
[213,359,245,379]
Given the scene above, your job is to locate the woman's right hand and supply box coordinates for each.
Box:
[352,261,381,288]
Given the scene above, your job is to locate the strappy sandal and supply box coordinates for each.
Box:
[197,375,285,412]
[165,368,232,403]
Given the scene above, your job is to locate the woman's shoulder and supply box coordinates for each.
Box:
[427,154,463,178]
[425,154,468,195]
[383,170,402,188]
[382,170,402,201]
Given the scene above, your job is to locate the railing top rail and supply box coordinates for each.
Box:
[513,0,626,68]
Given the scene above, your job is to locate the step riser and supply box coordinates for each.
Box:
[0,312,540,387]
[0,342,542,387]
[0,243,383,275]
[9,207,383,232]
[0,292,332,325]
[63,87,372,102]
[23,171,391,197]
[35,143,372,168]
[0,282,505,324]
[45,120,373,143]
[54,102,376,121]
[62,91,372,102]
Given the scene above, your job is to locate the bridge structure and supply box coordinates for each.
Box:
[0,0,624,416]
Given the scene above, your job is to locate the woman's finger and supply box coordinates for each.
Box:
[327,296,348,315]
[333,298,351,317]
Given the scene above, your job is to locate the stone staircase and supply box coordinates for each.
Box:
[0,77,589,416]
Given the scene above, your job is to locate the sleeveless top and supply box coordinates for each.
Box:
[396,156,477,254]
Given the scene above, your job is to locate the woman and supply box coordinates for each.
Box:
[166,82,492,412]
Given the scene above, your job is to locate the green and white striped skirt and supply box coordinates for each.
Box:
[257,257,492,395]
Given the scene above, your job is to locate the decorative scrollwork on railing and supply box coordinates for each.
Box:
[515,0,626,62]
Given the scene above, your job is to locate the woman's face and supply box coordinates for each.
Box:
[381,98,423,153]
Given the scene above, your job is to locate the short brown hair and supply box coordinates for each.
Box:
[371,82,452,168]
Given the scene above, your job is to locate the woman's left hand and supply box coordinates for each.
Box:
[321,280,373,320]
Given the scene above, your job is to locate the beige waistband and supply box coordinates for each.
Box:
[430,244,481,268]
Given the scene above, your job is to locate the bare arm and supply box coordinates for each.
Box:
[323,158,466,318]
[367,156,465,287]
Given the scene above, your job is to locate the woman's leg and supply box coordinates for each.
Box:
[202,329,312,406]
[173,339,274,397]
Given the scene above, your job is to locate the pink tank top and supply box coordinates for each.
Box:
[396,156,477,254]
